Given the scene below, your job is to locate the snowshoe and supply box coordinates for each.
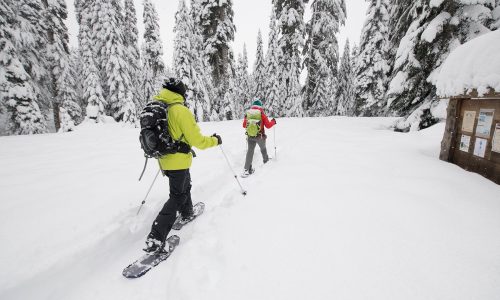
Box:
[172,202,205,230]
[241,167,255,178]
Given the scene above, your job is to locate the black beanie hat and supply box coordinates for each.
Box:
[162,78,187,98]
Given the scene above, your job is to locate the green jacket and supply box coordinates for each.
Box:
[153,88,218,170]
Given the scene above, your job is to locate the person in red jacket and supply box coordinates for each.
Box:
[242,99,276,177]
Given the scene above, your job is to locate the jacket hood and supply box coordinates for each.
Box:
[153,88,185,105]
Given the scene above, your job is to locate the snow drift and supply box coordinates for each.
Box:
[435,29,500,97]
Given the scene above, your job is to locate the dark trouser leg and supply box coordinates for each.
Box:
[148,169,193,244]
[244,137,257,170]
[257,136,269,163]
[179,172,193,218]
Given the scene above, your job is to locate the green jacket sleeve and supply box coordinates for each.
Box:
[178,107,218,150]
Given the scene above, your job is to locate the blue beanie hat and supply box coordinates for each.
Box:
[252,99,263,107]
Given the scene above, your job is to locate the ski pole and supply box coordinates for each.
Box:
[273,126,277,161]
[136,169,161,215]
[219,145,247,196]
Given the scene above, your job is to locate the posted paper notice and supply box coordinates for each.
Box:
[473,138,488,158]
[460,135,471,152]
[492,123,500,153]
[476,109,494,138]
[462,111,476,133]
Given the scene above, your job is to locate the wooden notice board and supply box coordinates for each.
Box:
[450,99,500,184]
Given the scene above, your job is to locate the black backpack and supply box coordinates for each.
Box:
[139,101,191,159]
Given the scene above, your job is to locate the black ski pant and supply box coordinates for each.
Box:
[148,169,193,244]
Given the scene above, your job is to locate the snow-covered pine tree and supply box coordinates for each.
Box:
[86,0,106,76]
[234,44,251,117]
[265,6,283,117]
[174,0,194,105]
[14,0,49,91]
[336,40,355,116]
[42,0,80,132]
[198,0,236,117]
[0,1,47,134]
[12,0,50,129]
[303,0,346,117]
[174,0,203,119]
[253,30,267,102]
[188,0,215,121]
[274,0,308,117]
[57,54,82,132]
[69,48,84,111]
[99,0,136,124]
[354,0,390,117]
[124,0,143,111]
[76,0,106,122]
[221,63,237,120]
[492,0,500,29]
[387,0,495,131]
[142,0,165,102]
[77,2,107,123]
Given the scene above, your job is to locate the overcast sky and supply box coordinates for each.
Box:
[67,0,369,69]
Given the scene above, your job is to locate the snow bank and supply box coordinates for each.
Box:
[435,29,500,97]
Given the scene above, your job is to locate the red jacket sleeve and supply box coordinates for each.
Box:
[261,112,276,129]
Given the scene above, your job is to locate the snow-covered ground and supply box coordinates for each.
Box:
[1,117,499,300]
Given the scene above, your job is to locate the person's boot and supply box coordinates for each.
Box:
[241,167,255,178]
[143,237,164,253]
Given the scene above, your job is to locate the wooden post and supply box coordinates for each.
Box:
[440,98,462,162]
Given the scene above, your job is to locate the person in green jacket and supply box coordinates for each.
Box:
[144,78,222,253]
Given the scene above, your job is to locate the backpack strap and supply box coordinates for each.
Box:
[166,104,194,155]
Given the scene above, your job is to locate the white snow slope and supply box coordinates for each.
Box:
[1,117,499,300]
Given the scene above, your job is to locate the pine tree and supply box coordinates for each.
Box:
[69,48,85,112]
[492,0,500,29]
[174,0,198,117]
[58,54,82,132]
[142,0,165,102]
[253,30,267,102]
[42,0,81,131]
[265,6,283,117]
[303,0,346,117]
[87,0,106,75]
[336,40,355,116]
[124,0,143,111]
[0,1,47,134]
[354,0,391,117]
[174,0,193,99]
[198,0,236,117]
[76,0,105,122]
[221,64,237,120]
[190,0,215,121]
[234,44,251,117]
[174,0,215,121]
[77,1,106,122]
[274,0,308,117]
[100,0,136,124]
[13,0,50,125]
[15,0,49,89]
[387,0,495,131]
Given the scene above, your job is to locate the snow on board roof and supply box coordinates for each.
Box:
[435,30,500,98]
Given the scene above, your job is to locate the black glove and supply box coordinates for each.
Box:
[272,118,277,125]
[212,133,222,145]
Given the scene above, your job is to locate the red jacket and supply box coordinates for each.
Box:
[242,106,276,135]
